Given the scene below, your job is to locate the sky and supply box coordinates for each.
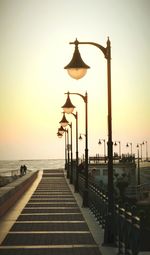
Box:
[0,0,149,160]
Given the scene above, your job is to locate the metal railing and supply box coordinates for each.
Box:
[76,173,150,255]
[0,169,20,177]
[66,161,150,254]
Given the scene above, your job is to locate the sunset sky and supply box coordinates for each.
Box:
[0,0,149,160]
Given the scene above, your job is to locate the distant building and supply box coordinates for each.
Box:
[88,155,147,201]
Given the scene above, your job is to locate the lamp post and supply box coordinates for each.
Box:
[58,129,67,171]
[139,143,144,161]
[59,112,69,170]
[114,141,121,158]
[71,112,79,192]
[79,133,86,161]
[66,129,70,179]
[68,122,73,184]
[60,111,79,191]
[126,142,133,155]
[58,123,73,181]
[143,141,148,161]
[137,144,140,185]
[64,129,67,170]
[98,139,106,162]
[57,128,69,176]
[62,91,89,207]
[64,37,114,244]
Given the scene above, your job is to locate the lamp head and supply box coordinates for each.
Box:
[64,39,90,80]
[58,126,65,135]
[57,131,63,138]
[59,112,69,127]
[62,92,75,114]
[79,134,83,140]
[98,139,102,145]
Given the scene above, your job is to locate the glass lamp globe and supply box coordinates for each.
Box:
[63,107,74,114]
[67,68,87,80]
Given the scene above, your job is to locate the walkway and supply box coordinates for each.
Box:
[0,169,102,255]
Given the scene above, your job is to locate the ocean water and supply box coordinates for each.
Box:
[0,159,65,174]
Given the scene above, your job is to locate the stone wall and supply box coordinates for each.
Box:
[0,171,38,217]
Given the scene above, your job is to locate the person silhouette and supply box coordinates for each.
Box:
[20,165,23,176]
[23,165,27,175]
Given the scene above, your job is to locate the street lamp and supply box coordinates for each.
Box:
[61,92,76,113]
[60,111,79,191]
[71,112,79,192]
[126,142,132,155]
[136,144,140,185]
[79,133,86,161]
[59,122,73,183]
[68,122,73,184]
[137,142,144,162]
[142,141,148,161]
[57,127,69,175]
[114,141,121,158]
[98,139,106,162]
[62,128,70,179]
[62,91,89,207]
[64,37,114,245]
[79,133,85,140]
[57,127,67,170]
[59,113,69,171]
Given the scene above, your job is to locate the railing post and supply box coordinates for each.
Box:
[131,206,140,255]
[124,203,132,255]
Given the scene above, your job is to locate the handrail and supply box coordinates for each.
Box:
[77,173,149,255]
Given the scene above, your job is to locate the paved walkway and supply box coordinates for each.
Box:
[0,169,102,255]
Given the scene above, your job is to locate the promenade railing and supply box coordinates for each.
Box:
[75,172,150,255]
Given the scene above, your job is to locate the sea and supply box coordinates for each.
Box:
[0,159,65,175]
[0,158,150,176]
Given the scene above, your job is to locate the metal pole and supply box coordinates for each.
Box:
[67,129,70,179]
[131,143,132,155]
[140,143,143,161]
[137,148,140,185]
[143,141,148,161]
[146,141,148,161]
[83,92,88,207]
[104,139,106,163]
[65,131,67,170]
[119,142,121,158]
[75,112,79,192]
[70,123,73,184]
[66,91,89,205]
[103,38,114,245]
